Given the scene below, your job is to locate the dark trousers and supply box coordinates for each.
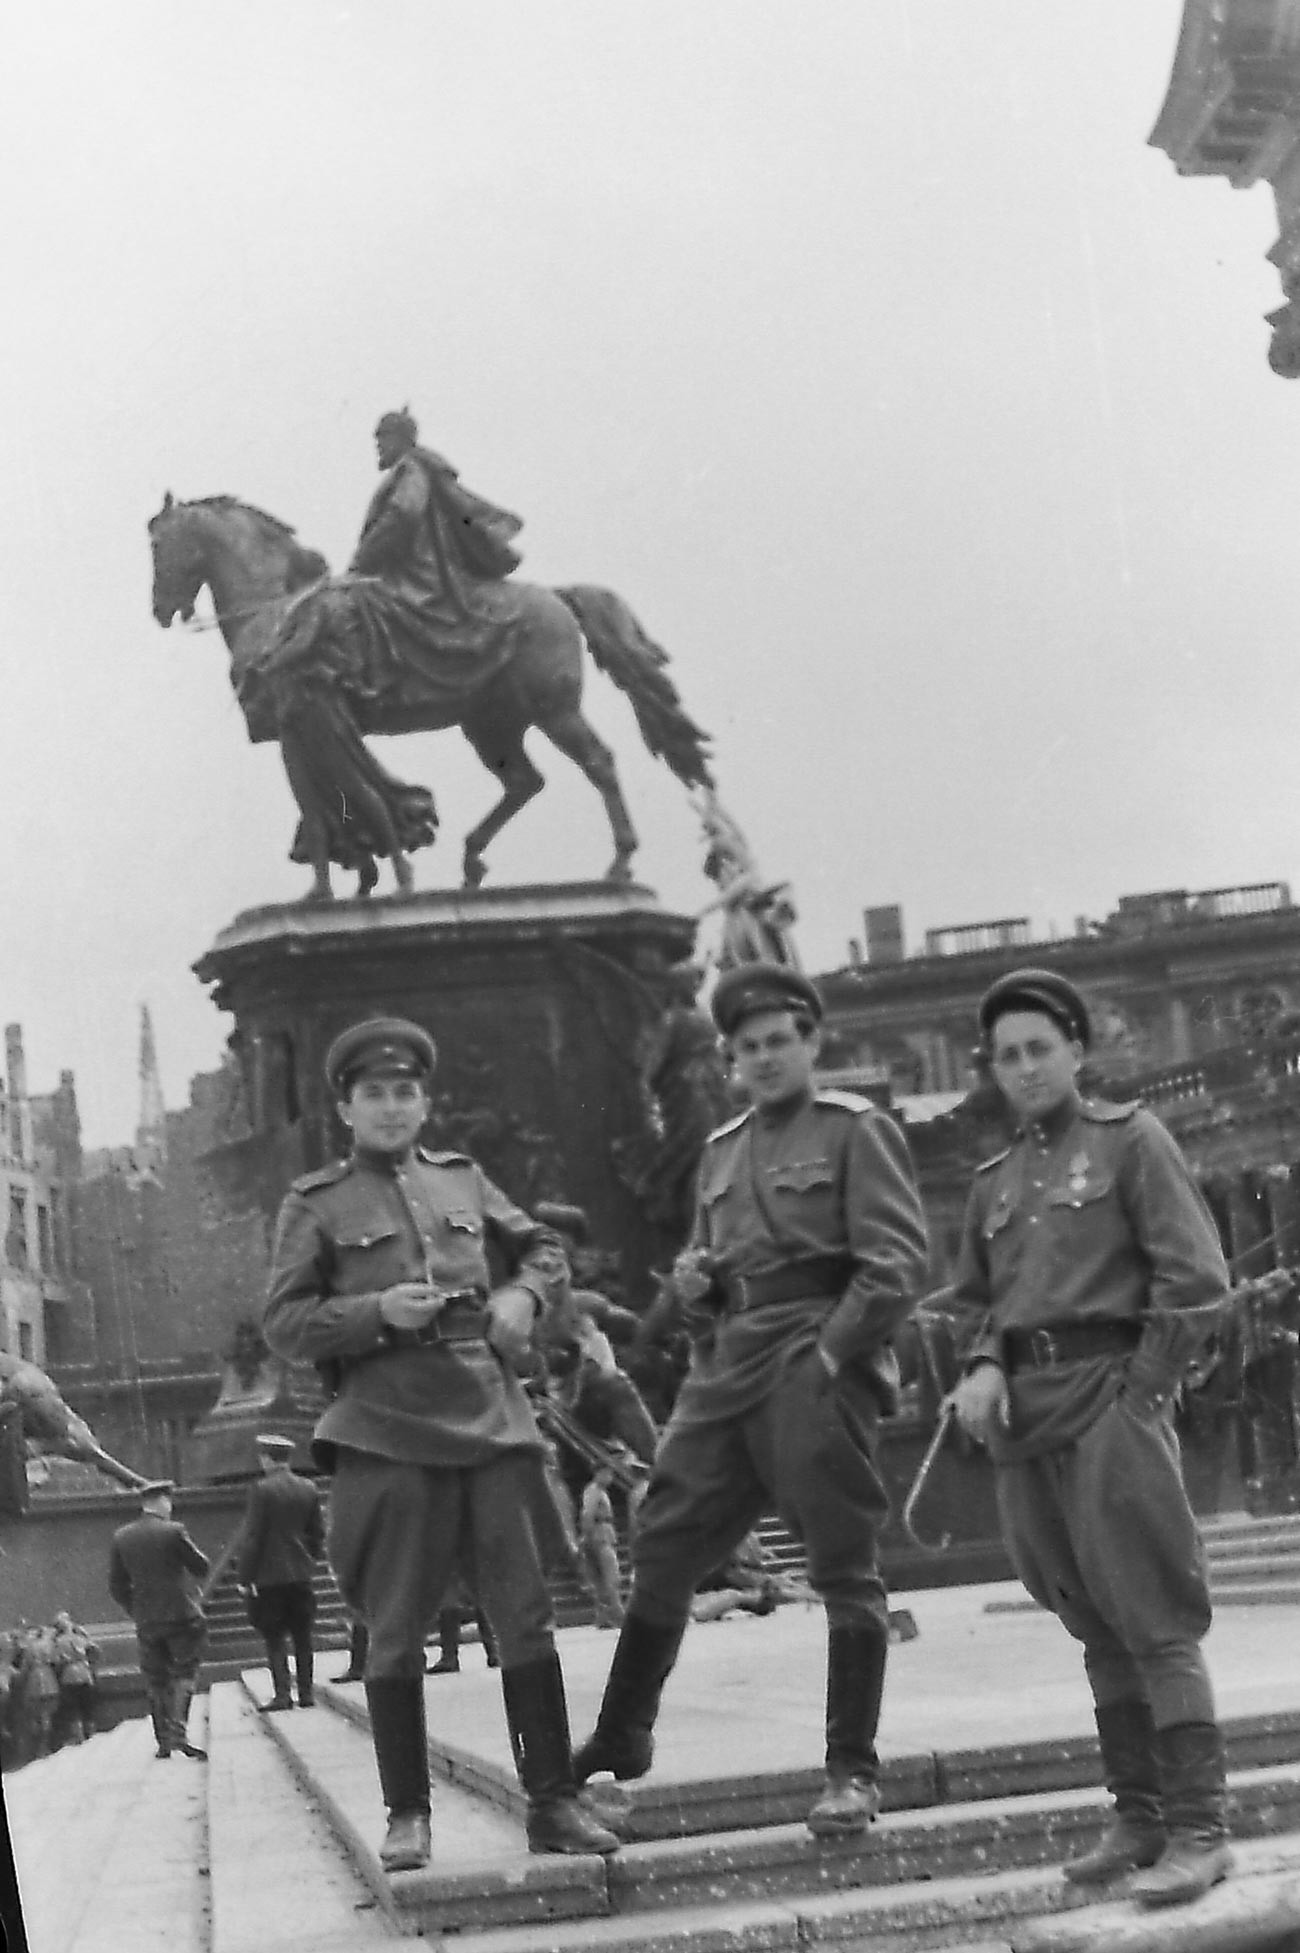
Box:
[997,1396,1216,1728]
[328,1449,557,1678]
[248,1582,315,1699]
[631,1349,891,1633]
[137,1619,206,1745]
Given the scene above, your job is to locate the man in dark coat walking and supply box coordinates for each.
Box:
[109,1481,210,1760]
[238,1434,324,1710]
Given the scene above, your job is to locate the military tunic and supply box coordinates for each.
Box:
[263,1144,564,1678]
[632,1090,929,1632]
[949,1098,1232,1723]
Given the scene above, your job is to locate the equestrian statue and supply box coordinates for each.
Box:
[149,408,714,898]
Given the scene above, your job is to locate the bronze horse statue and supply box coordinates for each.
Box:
[149,494,714,897]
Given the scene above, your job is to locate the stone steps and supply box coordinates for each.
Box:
[8,1700,212,1953]
[240,1665,1300,1949]
[17,1596,1300,1953]
[205,1684,393,1953]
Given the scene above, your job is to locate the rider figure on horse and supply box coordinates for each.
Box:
[351,408,525,656]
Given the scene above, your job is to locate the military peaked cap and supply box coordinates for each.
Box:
[325,1016,437,1095]
[710,964,823,1037]
[255,1434,294,1456]
[137,1479,175,1500]
[978,968,1091,1051]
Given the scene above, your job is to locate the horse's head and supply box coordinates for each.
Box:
[148,491,206,626]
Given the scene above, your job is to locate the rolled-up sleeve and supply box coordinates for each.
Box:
[818,1110,930,1373]
[263,1193,389,1363]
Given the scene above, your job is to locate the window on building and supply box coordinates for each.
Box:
[17,1322,32,1361]
[42,1301,65,1366]
[7,1189,28,1267]
[36,1203,52,1272]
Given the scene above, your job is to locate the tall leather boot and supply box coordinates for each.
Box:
[294,1631,315,1707]
[337,1620,368,1683]
[262,1642,295,1711]
[475,1607,500,1669]
[365,1678,432,1872]
[807,1624,888,1838]
[149,1690,172,1759]
[426,1609,461,1675]
[170,1679,206,1760]
[571,1612,687,1785]
[501,1653,620,1854]
[1064,1699,1165,1885]
[1130,1722,1232,1907]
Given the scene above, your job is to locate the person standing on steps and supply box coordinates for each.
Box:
[426,1576,499,1674]
[948,968,1234,1909]
[108,1480,210,1761]
[237,1433,324,1711]
[574,963,929,1839]
[263,1016,619,1874]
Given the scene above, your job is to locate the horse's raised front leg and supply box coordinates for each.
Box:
[460,718,545,887]
[541,707,638,883]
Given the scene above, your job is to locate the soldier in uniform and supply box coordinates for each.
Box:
[262,1017,618,1873]
[575,965,930,1837]
[108,1481,210,1760]
[237,1433,324,1711]
[949,969,1233,1907]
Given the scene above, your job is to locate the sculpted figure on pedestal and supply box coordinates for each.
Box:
[149,410,713,899]
[0,1352,148,1489]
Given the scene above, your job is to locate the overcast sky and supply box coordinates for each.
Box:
[2,2,1296,1144]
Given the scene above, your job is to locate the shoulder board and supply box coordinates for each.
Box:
[417,1146,474,1166]
[813,1089,875,1115]
[975,1144,1014,1174]
[1081,1099,1139,1125]
[705,1108,753,1144]
[290,1160,352,1194]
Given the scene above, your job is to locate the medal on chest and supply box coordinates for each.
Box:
[1064,1149,1091,1198]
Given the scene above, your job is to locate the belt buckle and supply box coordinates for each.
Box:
[1028,1327,1059,1367]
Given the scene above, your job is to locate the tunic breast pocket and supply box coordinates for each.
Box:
[1044,1172,1117,1250]
[332,1223,403,1291]
[769,1159,836,1231]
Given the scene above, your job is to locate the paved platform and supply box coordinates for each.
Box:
[8,1576,1300,1953]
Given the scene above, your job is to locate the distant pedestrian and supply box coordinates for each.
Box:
[578,1469,624,1628]
[426,1577,499,1674]
[51,1611,100,1745]
[16,1626,60,1760]
[109,1480,210,1760]
[238,1434,323,1710]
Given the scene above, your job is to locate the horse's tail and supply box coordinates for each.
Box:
[556,585,714,790]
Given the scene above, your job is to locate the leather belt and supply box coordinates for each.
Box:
[721,1254,851,1313]
[391,1289,489,1348]
[1003,1319,1141,1373]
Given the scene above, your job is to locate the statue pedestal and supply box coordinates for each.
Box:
[193,882,697,1306]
